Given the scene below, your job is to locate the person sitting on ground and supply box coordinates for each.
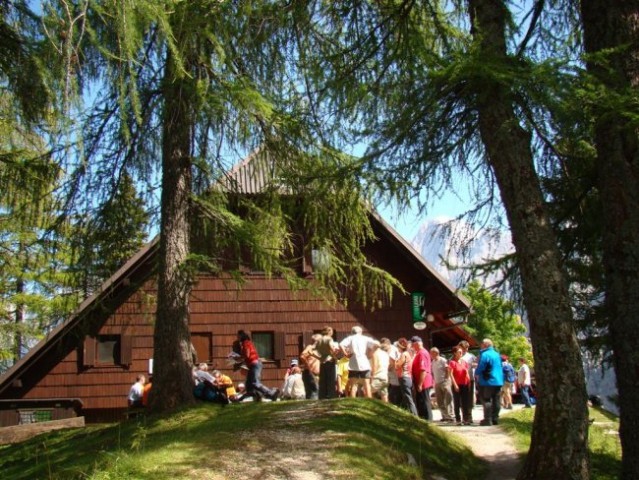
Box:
[193,363,228,404]
[284,358,299,380]
[212,369,236,399]
[194,363,216,385]
[230,382,249,402]
[128,374,146,407]
[282,366,306,400]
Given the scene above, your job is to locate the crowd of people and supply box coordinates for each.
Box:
[127,327,534,427]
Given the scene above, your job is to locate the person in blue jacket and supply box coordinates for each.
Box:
[474,338,504,426]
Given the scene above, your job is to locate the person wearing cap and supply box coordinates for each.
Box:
[339,325,380,398]
[281,366,306,400]
[475,338,504,426]
[411,336,433,421]
[285,358,299,377]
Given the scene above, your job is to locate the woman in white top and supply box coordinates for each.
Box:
[394,338,418,415]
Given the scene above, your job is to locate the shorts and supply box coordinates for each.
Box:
[348,370,371,386]
[371,378,389,397]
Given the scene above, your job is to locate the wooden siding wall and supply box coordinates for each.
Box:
[6,272,444,423]
[2,228,467,424]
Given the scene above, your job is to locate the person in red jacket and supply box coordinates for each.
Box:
[237,330,280,402]
[411,336,433,421]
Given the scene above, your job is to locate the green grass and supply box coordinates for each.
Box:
[499,406,622,480]
[0,399,488,480]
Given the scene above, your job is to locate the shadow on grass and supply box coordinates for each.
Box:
[0,399,488,480]
[499,406,621,480]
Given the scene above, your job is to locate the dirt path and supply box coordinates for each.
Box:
[211,401,524,479]
[433,404,524,480]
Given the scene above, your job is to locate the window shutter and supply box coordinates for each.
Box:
[120,335,133,366]
[273,331,285,361]
[83,336,96,367]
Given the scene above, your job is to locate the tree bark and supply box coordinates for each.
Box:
[148,35,197,412]
[580,2,639,478]
[467,1,590,478]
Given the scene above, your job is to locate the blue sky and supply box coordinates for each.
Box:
[379,189,471,243]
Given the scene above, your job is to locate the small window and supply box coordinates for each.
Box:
[252,332,274,360]
[19,409,53,424]
[97,335,121,365]
[83,334,132,368]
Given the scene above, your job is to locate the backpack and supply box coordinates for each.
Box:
[503,363,517,383]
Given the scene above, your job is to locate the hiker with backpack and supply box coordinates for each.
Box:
[500,355,517,409]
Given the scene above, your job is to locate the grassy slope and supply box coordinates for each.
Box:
[0,399,487,480]
[499,406,621,480]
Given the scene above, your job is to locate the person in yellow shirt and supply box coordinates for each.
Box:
[336,354,350,397]
[212,370,236,399]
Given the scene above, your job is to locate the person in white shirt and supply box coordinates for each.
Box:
[517,357,533,408]
[127,374,145,407]
[459,340,477,407]
[339,325,379,398]
[282,366,306,400]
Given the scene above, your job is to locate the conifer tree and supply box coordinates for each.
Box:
[580,2,639,477]
[292,2,590,477]
[41,0,399,411]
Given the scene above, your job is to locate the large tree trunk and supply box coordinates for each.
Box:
[14,277,25,362]
[468,1,590,478]
[580,2,639,478]
[148,37,197,412]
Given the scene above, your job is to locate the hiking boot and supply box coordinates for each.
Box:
[271,389,280,401]
[479,420,492,426]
